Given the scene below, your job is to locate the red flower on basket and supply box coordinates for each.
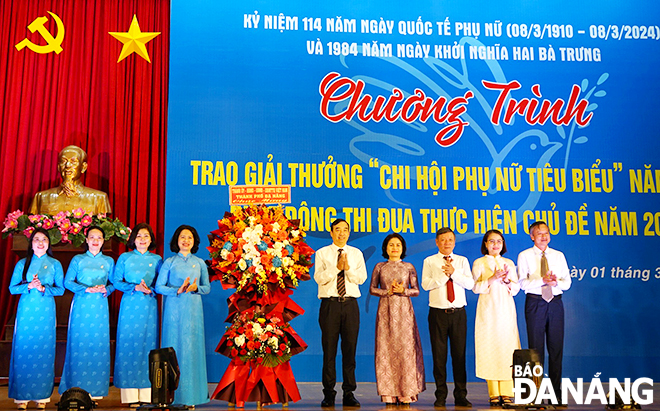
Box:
[208,205,314,295]
[224,311,292,367]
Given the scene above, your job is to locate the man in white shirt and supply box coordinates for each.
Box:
[314,219,367,407]
[422,227,474,408]
[517,221,571,406]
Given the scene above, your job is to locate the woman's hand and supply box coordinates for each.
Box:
[186,278,198,293]
[135,280,152,294]
[390,279,405,295]
[178,277,191,294]
[499,264,514,286]
[495,267,507,279]
[85,284,107,295]
[28,274,44,291]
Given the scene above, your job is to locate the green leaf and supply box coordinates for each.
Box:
[48,229,62,245]
[99,221,115,238]
[71,233,86,247]
[17,215,30,231]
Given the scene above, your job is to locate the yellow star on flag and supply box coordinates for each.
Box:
[109,15,160,63]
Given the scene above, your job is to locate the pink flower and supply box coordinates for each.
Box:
[3,219,18,230]
[81,215,92,227]
[22,227,34,237]
[59,218,72,231]
[54,211,68,222]
[70,223,82,235]
[42,219,55,230]
[3,210,23,231]
[28,214,43,223]
[72,208,86,219]
[97,213,107,219]
[7,210,24,220]
[61,233,69,243]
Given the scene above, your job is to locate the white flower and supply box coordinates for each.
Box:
[234,335,246,347]
[242,225,263,244]
[265,324,274,332]
[291,230,300,238]
[221,249,229,259]
[252,323,263,336]
[268,246,283,258]
[238,259,248,271]
[268,336,279,348]
[282,257,293,267]
[272,222,281,232]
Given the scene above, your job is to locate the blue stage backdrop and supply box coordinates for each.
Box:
[166,1,660,383]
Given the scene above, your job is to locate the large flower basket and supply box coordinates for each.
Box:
[207,205,313,407]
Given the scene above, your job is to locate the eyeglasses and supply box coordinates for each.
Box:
[487,239,503,245]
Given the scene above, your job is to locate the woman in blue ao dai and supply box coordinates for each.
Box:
[9,228,64,410]
[155,225,211,408]
[113,223,162,407]
[59,226,115,401]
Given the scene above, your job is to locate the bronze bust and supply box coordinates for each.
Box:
[29,145,112,215]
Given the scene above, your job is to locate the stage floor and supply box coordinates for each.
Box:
[1,382,658,411]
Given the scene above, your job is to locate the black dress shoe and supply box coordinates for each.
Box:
[321,395,335,407]
[434,399,446,407]
[343,393,360,407]
[321,396,335,407]
[455,398,472,407]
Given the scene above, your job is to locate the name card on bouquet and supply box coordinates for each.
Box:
[229,185,291,206]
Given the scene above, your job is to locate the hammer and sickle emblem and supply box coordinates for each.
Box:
[15,11,65,54]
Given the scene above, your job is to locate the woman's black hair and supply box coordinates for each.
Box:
[381,232,407,259]
[127,222,157,251]
[481,229,508,255]
[21,228,54,283]
[170,225,200,254]
[82,225,106,251]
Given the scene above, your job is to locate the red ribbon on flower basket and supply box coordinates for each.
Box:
[260,289,305,322]
[211,358,251,407]
[282,326,307,356]
[244,361,301,405]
